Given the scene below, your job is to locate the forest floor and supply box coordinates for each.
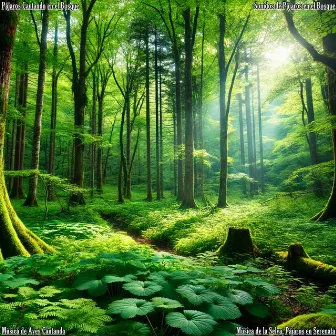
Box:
[7,185,336,329]
[12,184,336,266]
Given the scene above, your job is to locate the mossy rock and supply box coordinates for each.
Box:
[217,227,257,257]
[278,313,336,328]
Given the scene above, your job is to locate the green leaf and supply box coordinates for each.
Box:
[77,279,107,297]
[102,274,136,284]
[4,277,39,288]
[245,300,269,318]
[106,321,151,335]
[0,273,14,281]
[107,298,155,318]
[207,297,241,321]
[176,285,219,305]
[244,278,280,296]
[227,290,253,305]
[166,310,217,336]
[151,297,184,309]
[122,281,162,297]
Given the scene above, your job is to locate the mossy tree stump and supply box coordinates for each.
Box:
[217,227,257,257]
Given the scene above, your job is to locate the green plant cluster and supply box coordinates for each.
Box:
[0,237,282,336]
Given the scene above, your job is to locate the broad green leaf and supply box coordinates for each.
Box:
[227,290,253,305]
[176,285,219,305]
[107,298,155,318]
[151,297,184,309]
[207,296,241,321]
[245,300,269,318]
[77,279,107,297]
[166,310,217,336]
[106,321,151,335]
[102,274,136,284]
[122,281,162,297]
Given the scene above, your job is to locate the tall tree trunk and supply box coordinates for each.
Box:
[198,21,205,201]
[118,103,126,203]
[90,72,97,197]
[257,64,265,193]
[251,85,258,193]
[145,30,153,201]
[237,93,247,194]
[217,14,228,208]
[47,23,59,201]
[313,34,336,220]
[173,99,177,196]
[305,78,319,165]
[155,28,161,200]
[96,76,104,194]
[244,66,256,194]
[24,2,49,206]
[103,113,117,183]
[0,1,54,259]
[159,69,164,199]
[10,65,27,199]
[181,8,197,209]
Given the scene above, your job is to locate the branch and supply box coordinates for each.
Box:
[284,10,336,70]
[225,14,250,73]
[143,1,173,44]
[63,9,78,82]
[191,6,199,51]
[225,51,240,117]
[30,11,41,46]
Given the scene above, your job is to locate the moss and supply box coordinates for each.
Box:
[278,313,336,328]
[277,244,336,284]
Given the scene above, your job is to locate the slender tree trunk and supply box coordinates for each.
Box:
[103,114,117,183]
[251,86,258,193]
[159,69,164,199]
[198,21,205,200]
[155,28,161,200]
[173,99,177,196]
[237,93,247,194]
[305,78,319,165]
[24,2,49,206]
[90,72,97,197]
[0,2,54,259]
[10,66,27,199]
[96,82,104,194]
[118,103,126,203]
[257,64,265,193]
[145,30,152,201]
[217,14,228,208]
[181,8,197,209]
[47,23,59,201]
[244,66,255,194]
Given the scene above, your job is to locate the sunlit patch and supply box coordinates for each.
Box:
[264,46,292,67]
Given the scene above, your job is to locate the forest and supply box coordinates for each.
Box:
[0,0,336,334]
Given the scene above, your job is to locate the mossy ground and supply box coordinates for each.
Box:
[278,313,336,328]
[11,184,336,265]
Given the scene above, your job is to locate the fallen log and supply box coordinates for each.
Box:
[277,243,336,284]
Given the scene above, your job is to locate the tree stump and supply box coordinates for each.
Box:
[286,243,309,269]
[217,227,257,257]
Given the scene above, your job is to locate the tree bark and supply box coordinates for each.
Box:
[181,8,198,209]
[47,23,59,201]
[217,14,228,208]
[0,1,54,259]
[237,93,247,194]
[10,65,27,199]
[24,1,49,206]
[90,71,97,197]
[257,64,265,193]
[244,66,256,194]
[145,30,153,201]
[155,28,161,200]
